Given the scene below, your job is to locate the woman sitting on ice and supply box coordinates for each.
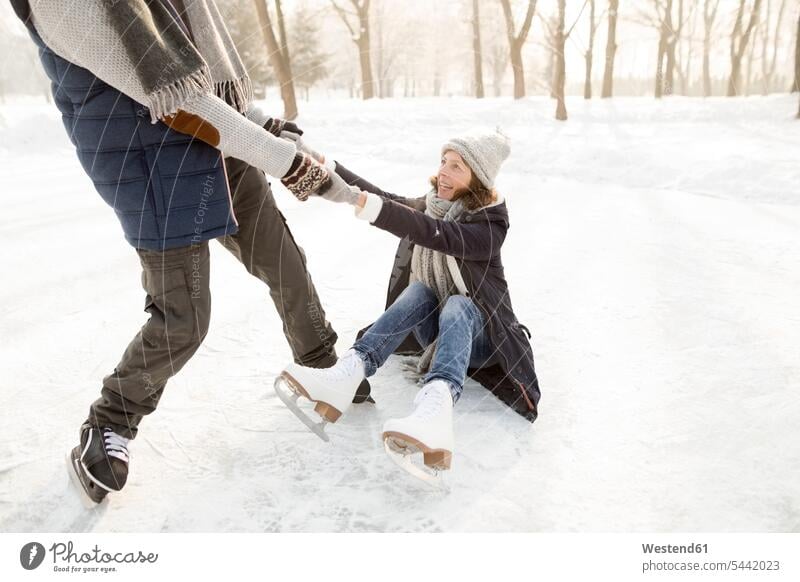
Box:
[276,130,540,474]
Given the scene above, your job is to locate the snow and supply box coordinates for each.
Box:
[1,94,799,532]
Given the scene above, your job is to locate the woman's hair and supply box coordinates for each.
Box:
[429,172,497,211]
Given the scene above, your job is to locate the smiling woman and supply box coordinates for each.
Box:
[274,129,540,483]
[429,153,496,211]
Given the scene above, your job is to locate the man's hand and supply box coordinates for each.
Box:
[263,117,302,138]
[280,153,330,201]
[280,131,325,164]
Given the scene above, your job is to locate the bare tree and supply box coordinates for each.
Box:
[584,0,599,99]
[728,0,763,96]
[331,0,376,100]
[794,12,800,92]
[760,0,788,93]
[675,0,698,95]
[373,1,399,98]
[499,0,537,99]
[537,11,559,97]
[664,0,681,95]
[489,40,510,97]
[641,0,690,97]
[745,12,762,95]
[472,0,486,98]
[253,0,298,119]
[536,10,558,99]
[636,0,674,98]
[554,0,593,120]
[291,4,329,101]
[554,0,567,118]
[658,0,677,97]
[601,0,619,98]
[703,0,721,96]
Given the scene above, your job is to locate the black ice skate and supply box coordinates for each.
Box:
[66,423,130,506]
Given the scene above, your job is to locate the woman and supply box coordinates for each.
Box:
[277,131,540,473]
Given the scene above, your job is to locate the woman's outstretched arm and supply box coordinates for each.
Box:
[332,162,426,211]
[356,195,507,262]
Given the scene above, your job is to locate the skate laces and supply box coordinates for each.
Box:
[412,383,452,420]
[102,428,130,464]
[326,350,364,382]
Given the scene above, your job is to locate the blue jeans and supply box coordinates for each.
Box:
[352,282,494,403]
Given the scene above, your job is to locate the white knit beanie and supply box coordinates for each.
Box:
[442,129,511,189]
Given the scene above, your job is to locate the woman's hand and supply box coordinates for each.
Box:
[356,191,368,208]
[317,172,362,205]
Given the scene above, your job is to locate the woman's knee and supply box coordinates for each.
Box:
[440,294,477,321]
[398,281,438,309]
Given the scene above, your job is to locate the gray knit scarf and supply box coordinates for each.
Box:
[410,189,467,373]
[98,0,251,121]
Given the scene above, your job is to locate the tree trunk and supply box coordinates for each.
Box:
[729,54,744,96]
[703,40,712,96]
[555,0,567,120]
[253,0,298,119]
[601,0,619,98]
[357,7,375,100]
[584,0,596,99]
[728,0,763,96]
[664,0,676,96]
[330,0,375,100]
[792,13,799,92]
[499,0,537,100]
[703,0,719,97]
[655,26,667,98]
[760,0,772,93]
[472,0,485,98]
[510,42,526,99]
[357,35,375,99]
[679,0,696,96]
[745,20,759,95]
[763,0,787,94]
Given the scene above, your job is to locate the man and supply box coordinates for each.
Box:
[10,0,370,504]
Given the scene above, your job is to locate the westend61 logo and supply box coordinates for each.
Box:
[19,541,158,574]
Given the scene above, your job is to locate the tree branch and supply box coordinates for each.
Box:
[331,0,358,39]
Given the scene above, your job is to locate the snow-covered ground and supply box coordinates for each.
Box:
[1,95,799,532]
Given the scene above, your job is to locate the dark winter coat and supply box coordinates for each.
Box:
[27,27,237,251]
[336,164,541,423]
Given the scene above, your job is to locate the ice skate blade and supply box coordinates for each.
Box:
[382,437,450,491]
[382,431,452,470]
[65,450,109,510]
[274,373,332,442]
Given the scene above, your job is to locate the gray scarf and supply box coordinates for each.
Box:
[97,0,251,121]
[32,0,253,123]
[410,190,467,373]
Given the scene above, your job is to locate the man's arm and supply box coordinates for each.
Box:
[29,2,297,180]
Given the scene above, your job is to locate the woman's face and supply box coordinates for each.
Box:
[437,150,473,200]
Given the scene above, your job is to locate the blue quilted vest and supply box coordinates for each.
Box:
[29,28,237,251]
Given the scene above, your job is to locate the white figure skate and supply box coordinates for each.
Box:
[274,349,365,441]
[382,380,454,486]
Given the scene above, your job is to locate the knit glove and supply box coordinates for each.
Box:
[279,130,325,163]
[280,153,332,201]
[319,169,362,205]
[263,117,303,138]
